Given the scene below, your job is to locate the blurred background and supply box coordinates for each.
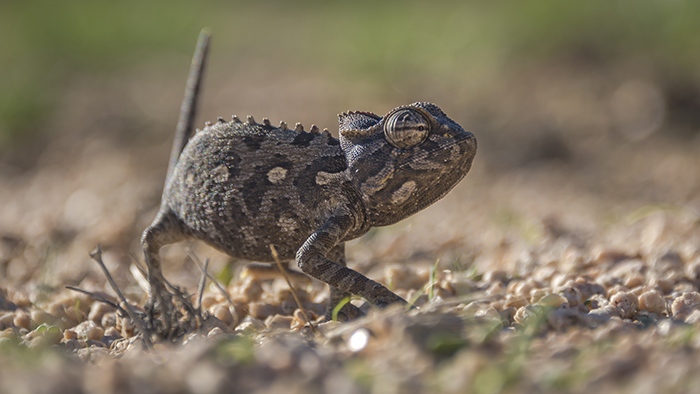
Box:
[1,0,699,288]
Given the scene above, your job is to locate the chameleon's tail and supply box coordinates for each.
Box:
[165,28,211,186]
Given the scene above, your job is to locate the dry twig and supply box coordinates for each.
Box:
[269,245,316,334]
[186,250,236,308]
[196,258,209,313]
[65,286,124,314]
[89,245,153,350]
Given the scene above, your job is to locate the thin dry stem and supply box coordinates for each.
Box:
[89,245,153,350]
[65,285,124,314]
[186,250,235,308]
[197,258,209,313]
[269,244,316,334]
[128,252,148,278]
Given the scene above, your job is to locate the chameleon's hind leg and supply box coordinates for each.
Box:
[141,209,187,331]
[325,243,364,322]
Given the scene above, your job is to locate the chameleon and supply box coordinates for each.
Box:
[141,30,477,324]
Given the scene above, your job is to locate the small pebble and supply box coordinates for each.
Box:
[13,312,31,330]
[537,294,568,308]
[671,291,700,317]
[213,305,234,326]
[249,302,278,320]
[265,314,294,330]
[638,290,666,316]
[0,312,14,330]
[589,305,622,319]
[30,309,59,327]
[610,292,638,319]
[88,302,112,323]
[200,295,217,311]
[74,320,104,341]
[237,277,264,302]
[557,286,582,307]
[207,327,225,339]
[63,329,77,340]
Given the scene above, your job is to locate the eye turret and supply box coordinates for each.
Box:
[383,109,430,149]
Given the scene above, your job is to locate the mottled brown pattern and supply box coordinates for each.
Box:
[142,33,477,322]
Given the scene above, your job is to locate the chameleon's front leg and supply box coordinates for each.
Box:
[325,244,364,321]
[297,206,407,309]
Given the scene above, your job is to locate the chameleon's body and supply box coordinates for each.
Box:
[142,31,477,323]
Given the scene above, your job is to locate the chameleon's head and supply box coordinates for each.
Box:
[339,102,477,226]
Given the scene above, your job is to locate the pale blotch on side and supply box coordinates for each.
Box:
[360,164,395,195]
[391,181,417,204]
[277,216,298,233]
[212,164,229,182]
[186,171,196,186]
[267,167,288,184]
[315,171,336,186]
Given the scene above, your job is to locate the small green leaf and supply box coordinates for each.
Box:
[474,365,506,394]
[332,297,353,322]
[217,336,256,365]
[217,263,234,286]
[406,286,428,310]
[426,332,468,356]
[46,325,61,334]
[74,299,82,324]
[429,258,440,300]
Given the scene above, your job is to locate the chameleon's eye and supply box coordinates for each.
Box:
[384,109,431,149]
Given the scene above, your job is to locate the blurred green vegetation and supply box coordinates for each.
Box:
[1,0,699,146]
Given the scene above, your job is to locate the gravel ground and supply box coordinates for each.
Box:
[1,65,700,393]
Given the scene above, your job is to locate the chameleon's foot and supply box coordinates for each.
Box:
[145,280,175,334]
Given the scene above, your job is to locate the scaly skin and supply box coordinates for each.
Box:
[142,32,477,325]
